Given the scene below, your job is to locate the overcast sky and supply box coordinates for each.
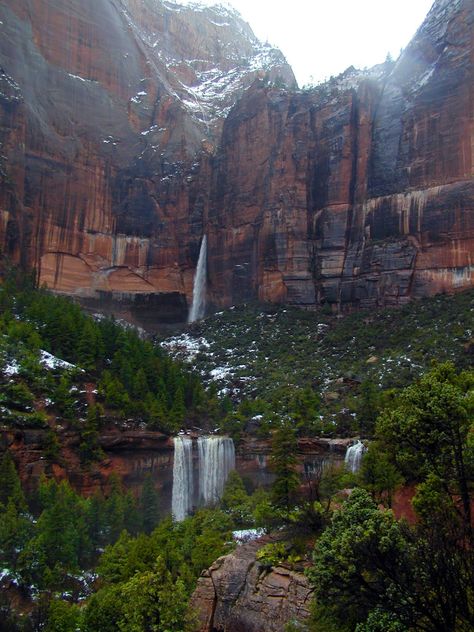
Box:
[189,0,435,86]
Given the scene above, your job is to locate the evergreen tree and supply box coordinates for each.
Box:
[140,474,159,535]
[270,420,300,511]
[79,404,104,465]
[131,368,149,401]
[169,384,186,430]
[77,319,105,373]
[87,490,107,549]
[0,498,33,567]
[52,374,76,420]
[105,474,126,542]
[359,444,403,507]
[377,362,474,530]
[0,451,27,510]
[20,479,92,589]
[45,599,83,632]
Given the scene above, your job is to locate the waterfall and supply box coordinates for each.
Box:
[198,436,235,505]
[188,235,207,322]
[172,436,194,521]
[344,440,367,473]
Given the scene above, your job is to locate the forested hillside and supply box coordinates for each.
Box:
[0,269,227,439]
[0,271,473,630]
[164,290,474,438]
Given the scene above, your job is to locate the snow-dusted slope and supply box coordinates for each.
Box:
[120,0,296,130]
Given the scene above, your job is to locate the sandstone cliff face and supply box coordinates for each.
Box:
[207,0,473,310]
[0,426,175,504]
[0,427,348,512]
[0,0,472,321]
[0,0,294,325]
[190,537,313,632]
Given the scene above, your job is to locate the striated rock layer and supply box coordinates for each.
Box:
[207,0,473,310]
[0,0,294,325]
[190,536,314,632]
[0,0,472,323]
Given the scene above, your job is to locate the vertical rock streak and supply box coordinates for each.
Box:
[172,436,194,521]
[198,436,235,504]
[189,235,208,322]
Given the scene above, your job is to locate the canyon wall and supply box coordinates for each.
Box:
[0,427,347,514]
[207,0,473,310]
[0,0,472,323]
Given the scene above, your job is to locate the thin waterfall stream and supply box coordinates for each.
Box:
[344,440,367,473]
[188,235,207,322]
[198,436,235,505]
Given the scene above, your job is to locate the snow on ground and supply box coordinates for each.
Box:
[232,529,265,543]
[160,334,210,362]
[2,349,79,375]
[209,365,234,380]
[39,350,77,371]
[3,359,20,376]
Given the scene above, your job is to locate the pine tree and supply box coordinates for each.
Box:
[140,474,159,534]
[131,368,149,401]
[0,451,27,511]
[53,374,76,420]
[0,498,33,567]
[270,420,300,511]
[169,385,186,431]
[79,404,104,464]
[105,474,126,542]
[77,319,104,373]
[88,490,107,549]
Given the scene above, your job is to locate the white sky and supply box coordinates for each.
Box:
[196,0,435,86]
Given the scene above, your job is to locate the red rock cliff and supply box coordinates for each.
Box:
[207,0,473,310]
[0,0,472,321]
[0,0,294,325]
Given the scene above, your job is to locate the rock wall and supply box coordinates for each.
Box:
[190,537,314,632]
[207,0,473,310]
[0,0,294,326]
[0,429,349,514]
[0,0,472,322]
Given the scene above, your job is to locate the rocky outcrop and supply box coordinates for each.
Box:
[0,427,349,510]
[0,0,472,322]
[190,537,313,632]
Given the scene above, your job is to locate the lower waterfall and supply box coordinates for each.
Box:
[344,440,367,473]
[171,436,194,521]
[198,436,235,505]
[172,435,236,520]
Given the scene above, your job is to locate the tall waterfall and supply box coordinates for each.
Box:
[344,440,367,473]
[188,235,207,322]
[172,436,194,521]
[198,436,235,505]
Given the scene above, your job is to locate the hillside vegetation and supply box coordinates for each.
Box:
[0,269,227,441]
[163,290,474,437]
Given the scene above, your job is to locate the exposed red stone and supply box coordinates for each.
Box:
[0,0,472,324]
[190,535,314,632]
[208,0,473,311]
[392,485,417,524]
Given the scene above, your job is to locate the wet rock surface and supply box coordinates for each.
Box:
[0,0,472,322]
